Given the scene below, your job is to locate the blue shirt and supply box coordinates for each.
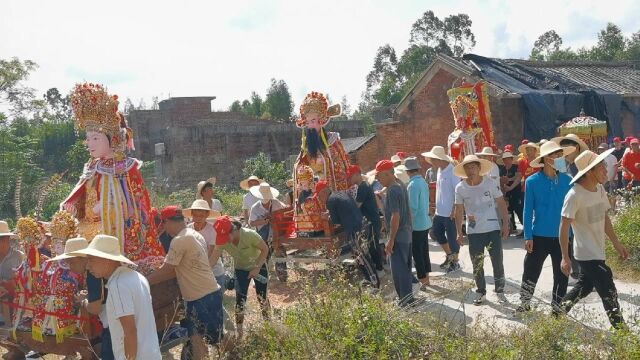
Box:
[407,175,432,231]
[523,171,573,239]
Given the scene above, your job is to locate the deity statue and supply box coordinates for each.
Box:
[294,165,324,233]
[294,92,351,192]
[31,210,85,343]
[61,83,164,274]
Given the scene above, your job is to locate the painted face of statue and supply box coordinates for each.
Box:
[86,130,113,159]
[306,111,323,132]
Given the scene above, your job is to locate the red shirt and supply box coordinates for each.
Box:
[622,150,640,180]
[518,158,539,192]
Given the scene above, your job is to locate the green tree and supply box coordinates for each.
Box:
[263,79,294,121]
[230,100,243,112]
[242,152,289,191]
[530,30,564,61]
[590,23,626,61]
[241,99,252,114]
[249,91,263,117]
[340,96,351,117]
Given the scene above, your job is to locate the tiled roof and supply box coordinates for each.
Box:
[342,134,376,153]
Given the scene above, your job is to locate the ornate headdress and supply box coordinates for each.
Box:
[16,217,42,247]
[71,83,134,158]
[296,91,341,128]
[50,210,78,241]
[296,165,314,184]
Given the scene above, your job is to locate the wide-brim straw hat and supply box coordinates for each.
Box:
[421,146,452,163]
[394,166,410,184]
[475,147,498,157]
[183,199,221,218]
[240,175,263,190]
[69,234,136,266]
[502,151,515,159]
[48,237,88,262]
[0,221,16,238]
[518,142,540,155]
[551,133,589,153]
[250,182,280,200]
[453,155,494,179]
[529,142,576,168]
[196,177,217,199]
[570,148,616,185]
[364,169,377,185]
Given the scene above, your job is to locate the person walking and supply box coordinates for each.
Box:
[517,141,575,313]
[421,146,461,272]
[405,157,432,286]
[559,149,629,329]
[499,152,523,235]
[454,155,510,305]
[240,175,262,223]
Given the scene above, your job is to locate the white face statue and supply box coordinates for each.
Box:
[86,130,114,159]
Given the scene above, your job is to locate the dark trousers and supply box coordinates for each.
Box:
[432,215,459,254]
[412,230,431,280]
[368,221,384,271]
[520,236,568,306]
[235,265,269,323]
[562,260,624,328]
[506,190,523,229]
[101,327,114,360]
[468,230,505,294]
[389,238,414,306]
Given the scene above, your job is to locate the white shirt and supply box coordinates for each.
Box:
[250,200,286,232]
[106,266,161,360]
[603,154,617,182]
[455,177,504,234]
[242,193,260,210]
[211,199,223,213]
[187,222,225,277]
[561,183,611,261]
[435,164,460,217]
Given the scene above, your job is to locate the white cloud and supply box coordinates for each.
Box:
[1,0,638,113]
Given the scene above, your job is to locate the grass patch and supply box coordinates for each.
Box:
[611,199,640,281]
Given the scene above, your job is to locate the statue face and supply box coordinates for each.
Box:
[86,130,113,159]
[305,111,322,131]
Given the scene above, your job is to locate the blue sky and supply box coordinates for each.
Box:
[2,0,639,113]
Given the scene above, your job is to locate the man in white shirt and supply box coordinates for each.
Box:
[559,149,629,329]
[249,182,288,281]
[597,143,618,193]
[422,146,461,272]
[454,155,510,305]
[240,175,262,223]
[476,147,501,189]
[71,235,161,360]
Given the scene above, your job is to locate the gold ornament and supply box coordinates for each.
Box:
[49,211,78,241]
[71,83,121,137]
[16,217,42,246]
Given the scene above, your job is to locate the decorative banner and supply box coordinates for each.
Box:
[446,81,495,160]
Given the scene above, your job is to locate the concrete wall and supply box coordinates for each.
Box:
[128,97,365,189]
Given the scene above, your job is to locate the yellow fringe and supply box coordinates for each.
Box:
[31,325,43,342]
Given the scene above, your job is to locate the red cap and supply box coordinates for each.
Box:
[396,151,407,159]
[631,138,639,145]
[314,180,329,194]
[214,215,233,245]
[613,137,622,142]
[504,144,514,151]
[346,165,361,179]
[625,136,634,143]
[160,205,182,221]
[521,139,529,145]
[375,159,395,174]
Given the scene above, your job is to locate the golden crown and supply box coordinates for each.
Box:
[71,83,121,137]
[50,210,78,241]
[16,217,41,246]
[297,92,341,128]
[296,165,314,183]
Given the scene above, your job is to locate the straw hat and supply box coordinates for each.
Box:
[48,237,88,262]
[0,221,15,238]
[475,147,498,157]
[551,133,589,153]
[240,175,263,190]
[69,234,135,266]
[530,142,576,168]
[421,146,452,163]
[196,177,217,199]
[502,152,515,159]
[570,148,616,185]
[250,182,280,200]
[394,166,410,184]
[518,142,540,155]
[453,155,494,179]
[183,199,221,218]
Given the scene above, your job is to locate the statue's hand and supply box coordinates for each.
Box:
[63,203,77,216]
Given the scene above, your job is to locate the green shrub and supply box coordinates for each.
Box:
[611,200,640,280]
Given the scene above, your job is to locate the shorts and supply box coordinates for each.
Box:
[185,291,223,344]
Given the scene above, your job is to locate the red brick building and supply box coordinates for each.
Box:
[350,53,640,171]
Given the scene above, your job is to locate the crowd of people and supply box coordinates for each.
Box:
[0,134,635,359]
